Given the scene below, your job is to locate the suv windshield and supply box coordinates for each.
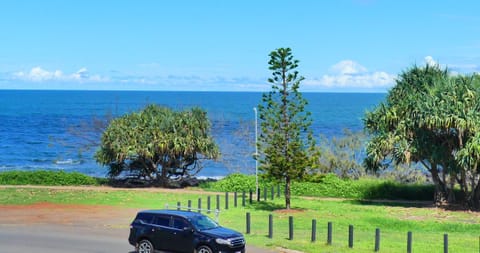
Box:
[190,215,219,231]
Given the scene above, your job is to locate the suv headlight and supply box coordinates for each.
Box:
[215,238,231,245]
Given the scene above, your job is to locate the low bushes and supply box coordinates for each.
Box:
[200,173,276,192]
[0,170,101,186]
[201,173,436,201]
[0,170,436,201]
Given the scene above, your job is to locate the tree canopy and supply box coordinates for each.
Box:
[258,47,319,209]
[364,64,480,209]
[95,104,220,186]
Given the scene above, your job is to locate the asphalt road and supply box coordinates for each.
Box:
[0,224,274,253]
[0,225,133,253]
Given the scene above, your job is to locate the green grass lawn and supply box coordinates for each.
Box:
[0,186,478,252]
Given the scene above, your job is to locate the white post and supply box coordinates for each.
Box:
[253,107,258,199]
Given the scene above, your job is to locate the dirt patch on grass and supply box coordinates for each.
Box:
[0,202,138,229]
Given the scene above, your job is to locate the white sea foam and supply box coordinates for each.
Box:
[54,159,81,165]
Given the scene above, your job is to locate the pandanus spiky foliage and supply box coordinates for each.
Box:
[95,104,219,186]
[364,64,480,209]
[258,48,319,209]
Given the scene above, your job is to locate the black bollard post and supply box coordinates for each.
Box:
[246,212,251,234]
[234,192,237,207]
[268,214,273,238]
[407,231,412,253]
[216,194,220,211]
[263,186,267,201]
[225,192,229,210]
[327,222,332,245]
[198,198,201,213]
[311,219,316,242]
[188,200,191,211]
[444,234,448,253]
[177,201,181,210]
[348,225,354,248]
[207,196,211,213]
[242,191,246,207]
[374,228,380,252]
[288,216,294,240]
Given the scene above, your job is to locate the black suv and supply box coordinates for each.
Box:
[128,209,246,253]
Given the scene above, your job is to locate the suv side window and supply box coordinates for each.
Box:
[153,215,170,227]
[136,213,155,224]
[172,217,190,230]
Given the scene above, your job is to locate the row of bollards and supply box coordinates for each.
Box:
[170,186,282,212]
[168,191,467,253]
[246,213,456,252]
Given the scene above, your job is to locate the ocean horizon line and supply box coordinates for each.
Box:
[0,88,388,94]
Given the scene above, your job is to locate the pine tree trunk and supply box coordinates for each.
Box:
[285,176,291,209]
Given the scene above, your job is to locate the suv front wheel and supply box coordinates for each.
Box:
[137,239,154,253]
[196,245,213,253]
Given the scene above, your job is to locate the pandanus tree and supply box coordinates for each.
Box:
[95,104,220,186]
[257,48,319,209]
[364,64,480,209]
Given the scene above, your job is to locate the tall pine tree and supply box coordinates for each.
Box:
[258,48,318,209]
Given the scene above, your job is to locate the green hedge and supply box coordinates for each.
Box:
[0,170,101,186]
[200,173,277,192]
[0,170,436,201]
[201,173,435,201]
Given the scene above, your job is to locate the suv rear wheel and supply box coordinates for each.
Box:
[196,245,213,253]
[137,239,154,253]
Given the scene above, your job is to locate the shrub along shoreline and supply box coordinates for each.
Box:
[0,170,437,202]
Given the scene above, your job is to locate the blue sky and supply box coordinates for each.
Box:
[0,0,479,92]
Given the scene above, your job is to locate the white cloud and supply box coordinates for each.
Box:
[303,60,395,90]
[330,60,368,75]
[423,56,480,74]
[12,67,109,83]
[424,56,439,67]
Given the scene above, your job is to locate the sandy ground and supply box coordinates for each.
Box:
[0,202,138,228]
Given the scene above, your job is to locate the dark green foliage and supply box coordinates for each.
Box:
[292,174,362,198]
[95,104,220,186]
[364,64,480,209]
[0,170,100,186]
[200,173,255,192]
[200,173,277,192]
[258,48,319,209]
[359,180,434,200]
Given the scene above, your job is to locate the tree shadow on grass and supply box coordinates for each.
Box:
[345,199,434,208]
[250,201,287,211]
[250,201,306,213]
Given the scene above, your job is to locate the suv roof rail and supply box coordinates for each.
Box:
[164,203,220,222]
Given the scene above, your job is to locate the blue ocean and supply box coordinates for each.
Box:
[0,90,385,178]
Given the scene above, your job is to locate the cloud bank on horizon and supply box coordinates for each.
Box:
[13,67,109,83]
[4,56,476,92]
[303,60,395,92]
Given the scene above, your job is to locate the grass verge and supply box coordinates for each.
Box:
[0,186,478,253]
